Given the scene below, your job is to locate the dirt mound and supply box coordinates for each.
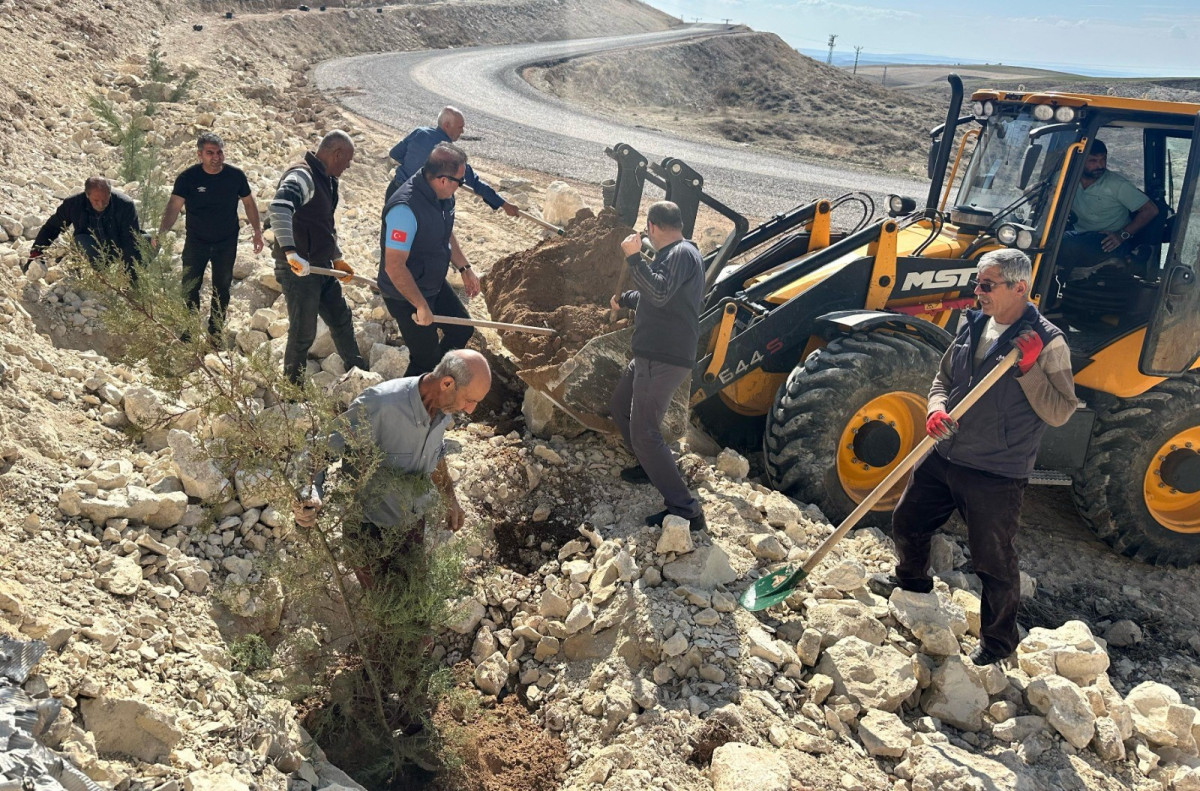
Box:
[436,694,567,791]
[481,207,632,370]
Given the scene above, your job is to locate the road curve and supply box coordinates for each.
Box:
[314,26,929,217]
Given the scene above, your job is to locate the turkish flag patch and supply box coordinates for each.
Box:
[390,229,407,242]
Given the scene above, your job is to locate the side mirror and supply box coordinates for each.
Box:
[1020,146,1043,190]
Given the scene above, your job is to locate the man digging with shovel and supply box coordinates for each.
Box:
[879,249,1076,666]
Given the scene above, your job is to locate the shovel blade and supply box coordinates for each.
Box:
[739,565,808,611]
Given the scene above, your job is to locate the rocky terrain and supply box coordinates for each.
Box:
[5,3,1200,791]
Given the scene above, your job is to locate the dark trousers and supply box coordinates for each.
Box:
[892,450,1027,655]
[275,260,368,385]
[610,357,701,519]
[383,286,474,377]
[1059,230,1133,275]
[181,238,238,336]
[75,231,143,281]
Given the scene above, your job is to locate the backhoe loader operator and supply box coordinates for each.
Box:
[887,249,1076,666]
[1059,139,1158,277]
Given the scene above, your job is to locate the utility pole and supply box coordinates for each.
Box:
[882,65,888,87]
[853,45,863,74]
[826,34,838,65]
[721,17,731,25]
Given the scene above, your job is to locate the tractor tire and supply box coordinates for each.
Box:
[764,332,943,527]
[1071,376,1200,566]
[693,394,766,452]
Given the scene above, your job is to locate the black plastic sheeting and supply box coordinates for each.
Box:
[0,636,102,791]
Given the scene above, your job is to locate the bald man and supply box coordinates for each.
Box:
[269,130,369,385]
[383,106,519,217]
[293,348,491,542]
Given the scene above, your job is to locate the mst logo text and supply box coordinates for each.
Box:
[900,267,976,292]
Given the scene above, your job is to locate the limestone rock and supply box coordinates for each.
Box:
[805,599,886,647]
[822,560,867,591]
[101,554,143,596]
[168,429,231,502]
[920,655,988,731]
[900,742,1038,791]
[747,533,787,562]
[473,652,510,696]
[368,343,409,381]
[715,448,750,480]
[80,696,182,763]
[447,597,486,634]
[858,709,914,758]
[1026,674,1097,749]
[889,589,968,656]
[710,743,790,791]
[662,544,735,589]
[816,636,917,712]
[541,181,586,229]
[656,516,694,555]
[1017,620,1109,685]
[522,388,586,439]
[335,368,384,407]
[1125,681,1197,749]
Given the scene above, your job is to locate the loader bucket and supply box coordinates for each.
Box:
[515,325,692,441]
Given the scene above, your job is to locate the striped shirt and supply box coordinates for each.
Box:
[268,167,342,260]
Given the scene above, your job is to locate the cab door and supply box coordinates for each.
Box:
[1142,114,1200,376]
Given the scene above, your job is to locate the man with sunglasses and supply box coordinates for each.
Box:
[885,249,1076,666]
[378,142,478,376]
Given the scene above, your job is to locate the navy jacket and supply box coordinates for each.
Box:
[378,169,455,302]
[388,126,504,210]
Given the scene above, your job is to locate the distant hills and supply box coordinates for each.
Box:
[795,48,1184,79]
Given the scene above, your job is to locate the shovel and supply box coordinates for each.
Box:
[308,266,555,336]
[516,209,565,236]
[739,348,1020,611]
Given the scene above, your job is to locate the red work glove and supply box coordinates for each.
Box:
[1013,330,1043,375]
[926,410,959,441]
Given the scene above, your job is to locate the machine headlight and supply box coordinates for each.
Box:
[887,195,918,216]
[1055,106,1076,122]
[997,223,1036,250]
[972,101,986,117]
[983,101,995,116]
[1033,104,1054,122]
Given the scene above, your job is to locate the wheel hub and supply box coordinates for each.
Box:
[1159,448,1200,495]
[852,421,902,468]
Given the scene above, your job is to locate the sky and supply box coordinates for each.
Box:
[642,0,1200,77]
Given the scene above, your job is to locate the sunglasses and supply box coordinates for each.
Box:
[441,174,464,186]
[970,278,1013,293]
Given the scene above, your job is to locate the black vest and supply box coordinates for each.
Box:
[936,304,1065,478]
[281,152,339,266]
[377,169,455,302]
[631,240,705,369]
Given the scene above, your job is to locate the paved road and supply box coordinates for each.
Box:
[314,26,929,217]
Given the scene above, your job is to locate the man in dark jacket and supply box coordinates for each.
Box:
[610,201,706,531]
[888,249,1076,665]
[383,106,519,218]
[268,130,368,385]
[378,142,476,377]
[29,177,146,275]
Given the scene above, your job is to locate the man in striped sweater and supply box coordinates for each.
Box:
[888,248,1076,666]
[269,130,369,386]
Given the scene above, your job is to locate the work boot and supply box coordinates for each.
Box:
[968,643,1010,667]
[620,465,651,485]
[867,573,933,598]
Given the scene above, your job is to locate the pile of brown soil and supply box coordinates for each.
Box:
[481,208,633,370]
[436,694,567,791]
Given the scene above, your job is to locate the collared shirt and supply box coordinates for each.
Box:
[1072,170,1149,234]
[388,126,505,210]
[317,376,451,527]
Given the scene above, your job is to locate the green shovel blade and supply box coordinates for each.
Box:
[739,565,808,611]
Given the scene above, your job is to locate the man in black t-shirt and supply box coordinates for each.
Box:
[158,132,264,340]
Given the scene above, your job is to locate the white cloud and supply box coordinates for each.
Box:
[1169,25,1187,39]
[785,0,917,20]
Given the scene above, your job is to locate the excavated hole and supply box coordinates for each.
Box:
[491,516,589,576]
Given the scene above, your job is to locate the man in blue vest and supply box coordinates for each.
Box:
[383,107,519,219]
[887,249,1077,666]
[378,142,477,377]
